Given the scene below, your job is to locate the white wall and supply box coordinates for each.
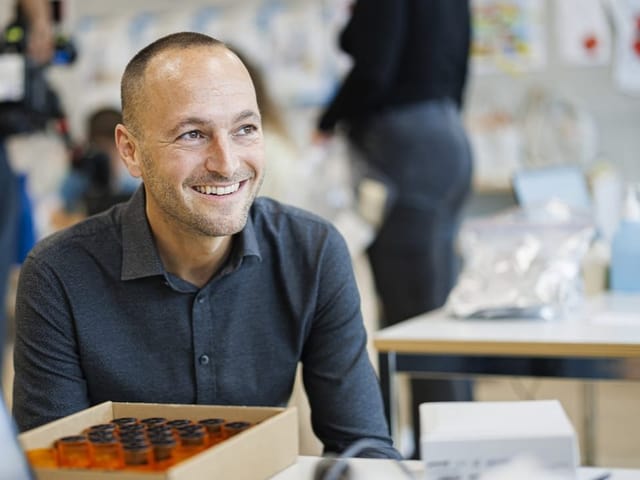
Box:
[3,0,638,183]
[465,0,640,184]
[5,0,349,146]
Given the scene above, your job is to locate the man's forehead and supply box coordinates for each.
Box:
[133,44,258,127]
[149,44,235,71]
[144,45,251,90]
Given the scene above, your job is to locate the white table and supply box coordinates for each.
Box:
[373,293,640,465]
[270,456,639,479]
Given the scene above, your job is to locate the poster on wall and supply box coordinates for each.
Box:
[255,1,345,107]
[471,0,547,74]
[607,0,640,96]
[555,0,612,66]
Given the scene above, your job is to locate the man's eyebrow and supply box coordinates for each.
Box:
[235,110,261,123]
[167,117,209,137]
[167,111,261,137]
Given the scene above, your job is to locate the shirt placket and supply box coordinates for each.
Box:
[192,289,215,403]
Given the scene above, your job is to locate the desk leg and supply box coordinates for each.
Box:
[582,382,597,466]
[378,352,398,441]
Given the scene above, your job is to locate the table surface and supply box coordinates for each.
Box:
[373,293,640,358]
[270,456,639,479]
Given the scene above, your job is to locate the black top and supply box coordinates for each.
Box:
[13,187,400,459]
[318,0,471,132]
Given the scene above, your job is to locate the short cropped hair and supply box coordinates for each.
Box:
[120,32,226,136]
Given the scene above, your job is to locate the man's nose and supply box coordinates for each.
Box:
[204,135,238,177]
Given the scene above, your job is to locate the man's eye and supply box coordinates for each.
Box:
[180,130,205,140]
[236,125,258,136]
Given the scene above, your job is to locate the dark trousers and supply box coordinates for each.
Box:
[350,98,474,458]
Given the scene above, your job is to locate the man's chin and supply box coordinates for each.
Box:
[198,213,249,238]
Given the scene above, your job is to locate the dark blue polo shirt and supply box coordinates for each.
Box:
[13,187,399,458]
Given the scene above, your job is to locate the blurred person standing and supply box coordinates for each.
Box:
[0,6,54,469]
[316,0,474,457]
[53,107,139,229]
[232,49,302,206]
[0,0,54,348]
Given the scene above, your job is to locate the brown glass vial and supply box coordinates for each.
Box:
[150,436,178,470]
[198,418,226,445]
[89,436,124,470]
[175,430,207,462]
[222,421,251,438]
[57,435,91,468]
[111,417,139,431]
[118,423,147,437]
[122,441,154,471]
[86,423,117,436]
[166,419,193,430]
[140,417,167,429]
[26,448,58,468]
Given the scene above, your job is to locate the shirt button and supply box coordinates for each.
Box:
[197,297,205,304]
[199,354,210,365]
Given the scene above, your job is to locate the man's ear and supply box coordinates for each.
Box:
[115,123,143,178]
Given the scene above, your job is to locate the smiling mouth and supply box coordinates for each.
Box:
[193,182,241,196]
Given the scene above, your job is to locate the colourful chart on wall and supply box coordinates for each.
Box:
[471,0,547,74]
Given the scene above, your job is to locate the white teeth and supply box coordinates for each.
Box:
[194,183,240,196]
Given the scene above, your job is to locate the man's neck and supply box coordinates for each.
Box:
[167,235,232,288]
[150,220,233,288]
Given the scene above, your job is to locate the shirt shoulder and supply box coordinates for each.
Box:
[251,197,341,242]
[28,206,123,269]
[248,198,351,268]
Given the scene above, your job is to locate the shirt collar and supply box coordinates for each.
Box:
[121,186,164,280]
[120,186,262,282]
[238,208,262,261]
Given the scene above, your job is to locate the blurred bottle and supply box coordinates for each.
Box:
[89,436,124,470]
[610,183,640,291]
[198,418,225,446]
[122,441,154,471]
[150,436,177,471]
[57,435,90,468]
[26,448,58,468]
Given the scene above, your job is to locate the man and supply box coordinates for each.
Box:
[12,32,399,459]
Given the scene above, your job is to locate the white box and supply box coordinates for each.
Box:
[420,400,579,480]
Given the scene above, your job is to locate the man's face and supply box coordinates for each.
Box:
[124,45,264,238]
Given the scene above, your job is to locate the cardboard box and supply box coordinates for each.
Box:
[420,400,579,480]
[19,402,298,480]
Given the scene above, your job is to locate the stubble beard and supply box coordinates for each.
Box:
[142,158,264,238]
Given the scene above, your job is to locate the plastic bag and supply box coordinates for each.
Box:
[446,201,595,320]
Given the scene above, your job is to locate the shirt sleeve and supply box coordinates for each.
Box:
[318,0,406,133]
[12,253,91,432]
[300,226,401,459]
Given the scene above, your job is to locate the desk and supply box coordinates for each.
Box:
[373,293,640,465]
[270,456,639,479]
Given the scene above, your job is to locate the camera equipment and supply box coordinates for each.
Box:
[0,4,76,138]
